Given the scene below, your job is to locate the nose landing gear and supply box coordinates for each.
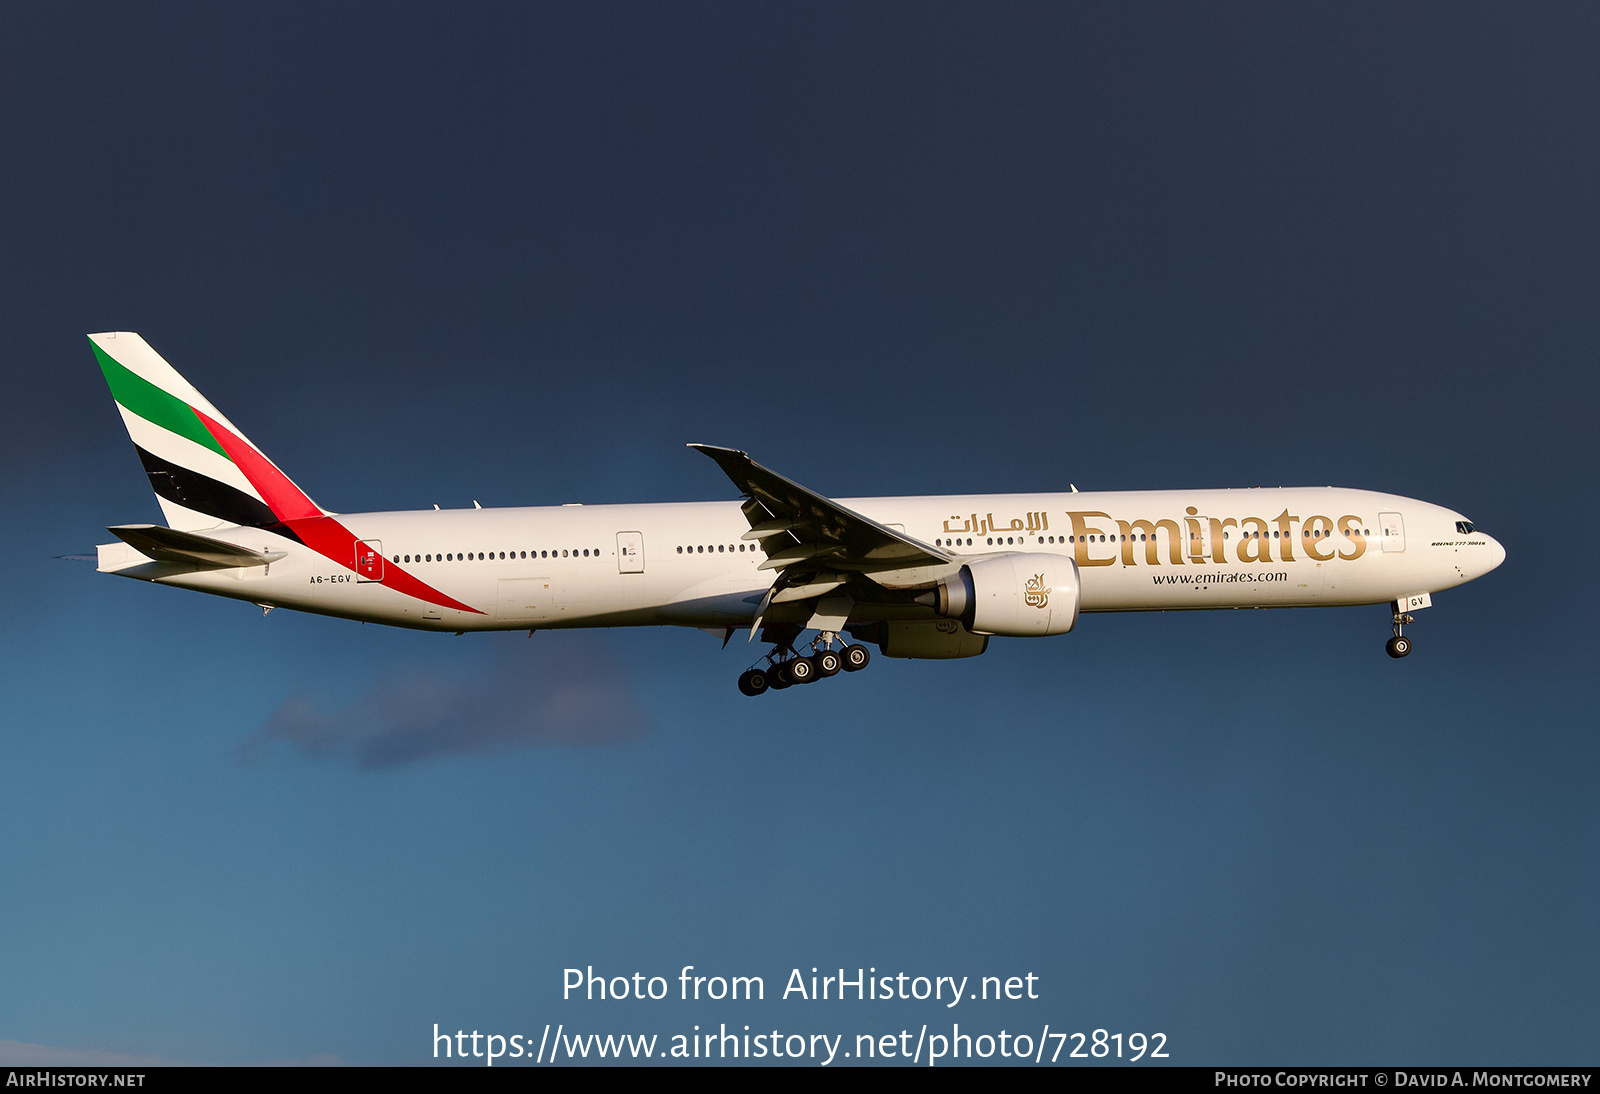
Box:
[736,630,870,696]
[1386,611,1415,659]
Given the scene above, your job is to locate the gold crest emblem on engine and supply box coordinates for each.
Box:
[1024,573,1050,609]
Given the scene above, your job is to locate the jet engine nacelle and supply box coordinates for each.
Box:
[927,553,1080,637]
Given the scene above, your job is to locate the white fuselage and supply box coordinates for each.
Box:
[99,487,1506,633]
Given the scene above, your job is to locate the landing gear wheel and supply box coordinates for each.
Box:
[1386,635,1412,659]
[768,666,794,689]
[738,669,770,696]
[841,644,871,672]
[813,651,842,677]
[784,657,817,685]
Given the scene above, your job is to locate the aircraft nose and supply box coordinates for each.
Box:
[1483,534,1506,574]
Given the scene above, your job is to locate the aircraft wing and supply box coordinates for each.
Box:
[688,444,952,579]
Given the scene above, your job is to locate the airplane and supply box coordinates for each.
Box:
[87,332,1506,696]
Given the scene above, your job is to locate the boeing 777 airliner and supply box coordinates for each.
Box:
[88,333,1505,695]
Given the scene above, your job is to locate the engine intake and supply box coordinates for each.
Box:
[923,553,1080,637]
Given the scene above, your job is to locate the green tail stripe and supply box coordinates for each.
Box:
[91,340,228,459]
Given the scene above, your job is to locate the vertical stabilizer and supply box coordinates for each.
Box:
[89,332,326,531]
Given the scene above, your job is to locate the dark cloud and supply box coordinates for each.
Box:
[237,641,650,768]
[0,1040,342,1067]
[0,1040,183,1067]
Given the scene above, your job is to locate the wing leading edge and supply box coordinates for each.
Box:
[687,444,951,572]
[688,444,954,636]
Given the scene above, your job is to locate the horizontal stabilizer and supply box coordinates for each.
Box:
[107,524,287,569]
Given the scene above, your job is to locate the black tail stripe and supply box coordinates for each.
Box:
[134,445,280,529]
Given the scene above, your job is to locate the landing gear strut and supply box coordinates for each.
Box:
[737,630,871,696]
[1386,611,1414,659]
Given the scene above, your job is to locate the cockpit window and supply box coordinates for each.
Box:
[1455,521,1476,535]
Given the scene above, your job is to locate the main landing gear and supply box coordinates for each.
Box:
[1386,611,1414,659]
[737,631,870,696]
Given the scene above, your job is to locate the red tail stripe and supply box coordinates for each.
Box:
[193,409,321,521]
[283,517,484,615]
[192,410,483,615]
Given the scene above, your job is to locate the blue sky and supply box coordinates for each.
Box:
[2,2,1596,1066]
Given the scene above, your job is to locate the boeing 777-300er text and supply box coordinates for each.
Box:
[87,332,1506,695]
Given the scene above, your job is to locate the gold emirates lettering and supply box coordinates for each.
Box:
[941,512,1050,536]
[1024,574,1050,608]
[1066,510,1368,567]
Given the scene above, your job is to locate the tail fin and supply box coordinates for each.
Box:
[89,332,326,532]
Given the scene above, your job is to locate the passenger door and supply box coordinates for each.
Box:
[355,539,384,582]
[616,531,645,573]
[1378,512,1406,553]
